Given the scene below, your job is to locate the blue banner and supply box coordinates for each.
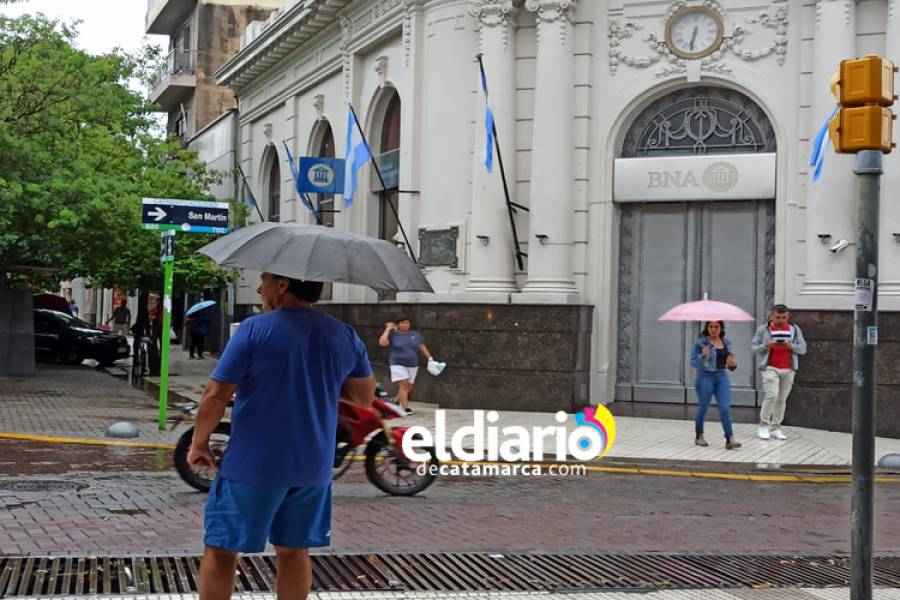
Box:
[299,157,346,195]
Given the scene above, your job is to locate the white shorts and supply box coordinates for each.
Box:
[390,365,419,384]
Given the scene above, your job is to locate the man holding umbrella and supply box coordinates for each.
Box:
[190,222,432,600]
[187,273,376,600]
[185,300,215,360]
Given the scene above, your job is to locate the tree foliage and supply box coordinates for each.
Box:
[0,13,234,294]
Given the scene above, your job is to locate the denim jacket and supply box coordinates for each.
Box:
[691,337,736,373]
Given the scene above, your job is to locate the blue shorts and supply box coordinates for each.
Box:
[204,476,332,553]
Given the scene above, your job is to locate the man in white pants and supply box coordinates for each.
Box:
[750,304,808,440]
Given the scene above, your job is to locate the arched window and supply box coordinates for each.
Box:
[266,151,280,222]
[378,92,401,245]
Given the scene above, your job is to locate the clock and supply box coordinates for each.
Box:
[665,6,724,60]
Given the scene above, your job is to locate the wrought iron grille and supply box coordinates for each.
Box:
[622,87,776,157]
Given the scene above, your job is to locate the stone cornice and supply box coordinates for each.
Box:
[217,0,353,91]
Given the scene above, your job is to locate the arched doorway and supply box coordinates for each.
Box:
[376,91,401,301]
[263,146,281,223]
[614,87,777,407]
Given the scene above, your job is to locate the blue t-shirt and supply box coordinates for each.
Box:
[210,307,372,486]
[389,330,423,367]
[192,313,210,336]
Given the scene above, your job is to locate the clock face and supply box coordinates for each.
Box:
[666,8,723,59]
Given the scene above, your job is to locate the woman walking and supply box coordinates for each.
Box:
[692,321,742,450]
[378,318,433,415]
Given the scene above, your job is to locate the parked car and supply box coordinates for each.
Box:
[33,309,130,367]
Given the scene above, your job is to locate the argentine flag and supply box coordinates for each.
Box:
[343,106,374,208]
[809,107,838,182]
[480,65,495,174]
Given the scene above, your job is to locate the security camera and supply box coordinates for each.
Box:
[817,233,833,244]
[830,239,852,253]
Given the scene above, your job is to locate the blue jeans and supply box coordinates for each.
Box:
[694,370,734,440]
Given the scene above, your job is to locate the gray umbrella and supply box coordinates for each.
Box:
[198,222,434,293]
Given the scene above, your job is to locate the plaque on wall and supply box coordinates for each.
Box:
[418,226,459,268]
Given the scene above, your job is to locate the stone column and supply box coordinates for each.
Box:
[805,0,856,292]
[521,0,578,296]
[466,0,519,294]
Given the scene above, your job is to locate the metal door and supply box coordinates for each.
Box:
[615,200,774,406]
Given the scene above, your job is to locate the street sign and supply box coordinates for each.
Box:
[160,231,175,264]
[297,157,345,194]
[141,198,230,234]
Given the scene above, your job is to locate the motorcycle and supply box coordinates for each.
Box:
[171,385,439,496]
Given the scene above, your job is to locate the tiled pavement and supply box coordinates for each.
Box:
[13,588,900,599]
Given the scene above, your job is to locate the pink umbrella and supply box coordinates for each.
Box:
[659,293,755,322]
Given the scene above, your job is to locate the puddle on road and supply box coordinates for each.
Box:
[0,439,173,476]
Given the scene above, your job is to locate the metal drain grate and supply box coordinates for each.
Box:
[2,553,899,596]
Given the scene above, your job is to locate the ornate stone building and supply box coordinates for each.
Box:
[218,0,900,436]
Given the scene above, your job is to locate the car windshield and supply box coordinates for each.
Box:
[48,311,95,329]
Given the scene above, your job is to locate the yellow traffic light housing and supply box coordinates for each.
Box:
[828,54,897,153]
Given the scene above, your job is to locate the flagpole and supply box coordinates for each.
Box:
[477,53,526,271]
[237,164,266,222]
[348,102,417,264]
[302,191,324,226]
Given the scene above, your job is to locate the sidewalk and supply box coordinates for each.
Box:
[2,347,899,467]
[137,348,900,468]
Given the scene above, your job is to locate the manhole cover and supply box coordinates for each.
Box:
[0,480,86,493]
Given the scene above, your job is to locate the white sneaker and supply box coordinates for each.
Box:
[771,429,787,441]
[757,426,771,440]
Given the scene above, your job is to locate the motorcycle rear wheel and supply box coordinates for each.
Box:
[364,431,438,496]
[174,422,231,492]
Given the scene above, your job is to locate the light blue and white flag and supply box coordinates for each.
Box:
[343,106,374,208]
[282,141,321,223]
[479,65,495,174]
[809,107,838,182]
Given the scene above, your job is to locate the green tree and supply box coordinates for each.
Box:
[0,12,232,296]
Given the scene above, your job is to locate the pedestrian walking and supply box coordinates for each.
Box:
[188,273,375,600]
[68,299,79,317]
[692,320,742,450]
[106,299,131,337]
[187,310,210,359]
[751,304,808,440]
[378,317,433,415]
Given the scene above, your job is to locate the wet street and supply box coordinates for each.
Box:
[3,437,900,557]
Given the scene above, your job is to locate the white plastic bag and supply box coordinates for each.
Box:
[427,358,446,376]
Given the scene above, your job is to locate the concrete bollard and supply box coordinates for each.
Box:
[877,454,900,469]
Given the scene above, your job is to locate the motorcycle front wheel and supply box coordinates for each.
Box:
[174,422,231,492]
[364,431,438,496]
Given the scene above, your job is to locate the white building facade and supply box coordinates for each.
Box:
[218,0,900,434]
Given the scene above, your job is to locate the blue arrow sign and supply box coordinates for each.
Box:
[141,198,230,234]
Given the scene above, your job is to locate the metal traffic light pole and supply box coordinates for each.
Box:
[851,149,881,600]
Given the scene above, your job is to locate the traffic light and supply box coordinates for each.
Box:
[828,54,898,153]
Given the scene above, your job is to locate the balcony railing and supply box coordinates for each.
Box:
[148,50,196,94]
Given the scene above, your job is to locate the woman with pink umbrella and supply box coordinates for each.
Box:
[660,295,754,450]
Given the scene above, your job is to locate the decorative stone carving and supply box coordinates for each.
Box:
[815,0,852,27]
[313,94,324,119]
[374,55,389,87]
[340,15,352,100]
[402,0,423,67]
[616,206,634,385]
[470,0,519,49]
[525,0,576,46]
[263,123,272,140]
[608,1,789,77]
[764,203,776,311]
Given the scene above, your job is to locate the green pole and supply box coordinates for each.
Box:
[159,242,174,431]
